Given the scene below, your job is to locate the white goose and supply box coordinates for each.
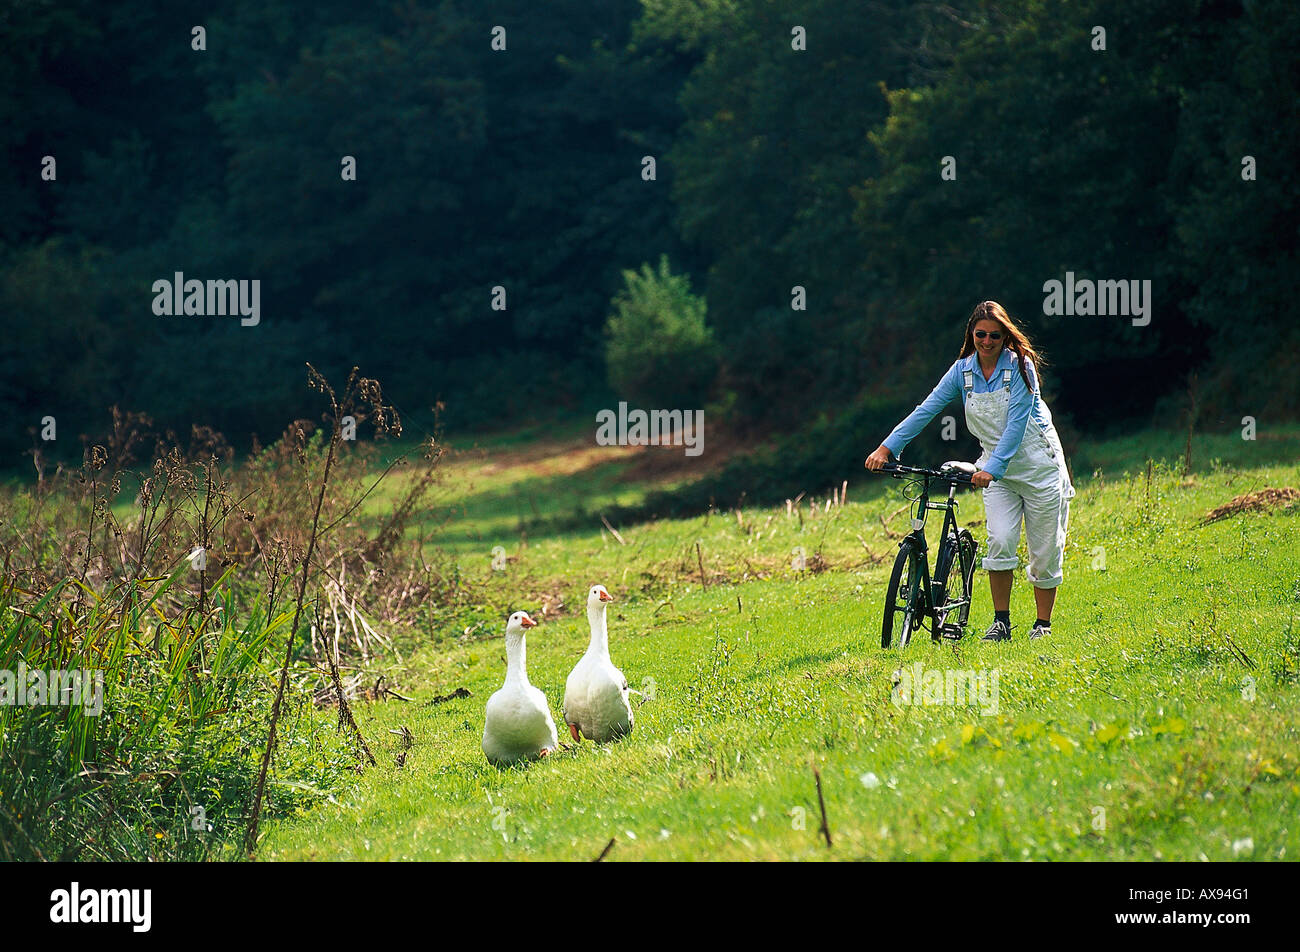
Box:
[482,611,559,766]
[563,585,633,743]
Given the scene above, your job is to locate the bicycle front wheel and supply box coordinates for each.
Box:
[882,540,924,649]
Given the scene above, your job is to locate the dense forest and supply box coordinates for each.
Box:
[2,0,1296,471]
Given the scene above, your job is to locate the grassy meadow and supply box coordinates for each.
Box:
[253,425,1300,861]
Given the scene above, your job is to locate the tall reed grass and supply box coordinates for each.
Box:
[0,367,455,859]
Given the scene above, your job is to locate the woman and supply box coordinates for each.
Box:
[865,301,1075,641]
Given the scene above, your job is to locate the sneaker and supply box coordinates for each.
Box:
[1030,621,1051,640]
[981,619,1012,642]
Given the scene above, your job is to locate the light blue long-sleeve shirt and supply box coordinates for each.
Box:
[882,349,1054,480]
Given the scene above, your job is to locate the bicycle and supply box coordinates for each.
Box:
[871,461,980,649]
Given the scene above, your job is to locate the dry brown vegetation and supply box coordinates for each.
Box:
[1200,487,1300,525]
[3,385,456,664]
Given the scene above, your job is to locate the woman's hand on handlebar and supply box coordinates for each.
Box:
[864,444,892,471]
[971,470,994,488]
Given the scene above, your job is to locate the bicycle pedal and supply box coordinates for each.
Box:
[939,625,965,641]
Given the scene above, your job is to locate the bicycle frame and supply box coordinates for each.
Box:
[900,474,965,620]
[877,462,976,638]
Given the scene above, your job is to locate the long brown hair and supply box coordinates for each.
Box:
[958,300,1045,392]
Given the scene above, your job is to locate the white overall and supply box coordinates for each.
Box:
[963,366,1075,588]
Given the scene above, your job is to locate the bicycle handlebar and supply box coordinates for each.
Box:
[874,462,974,484]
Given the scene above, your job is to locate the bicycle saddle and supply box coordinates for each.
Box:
[939,460,978,475]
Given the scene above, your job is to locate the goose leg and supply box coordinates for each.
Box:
[568,722,581,742]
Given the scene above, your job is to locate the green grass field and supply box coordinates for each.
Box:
[259,427,1300,861]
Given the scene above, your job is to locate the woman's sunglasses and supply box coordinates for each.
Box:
[974,330,1003,341]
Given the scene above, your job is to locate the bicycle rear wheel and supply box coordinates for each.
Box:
[882,540,924,648]
[935,529,977,636]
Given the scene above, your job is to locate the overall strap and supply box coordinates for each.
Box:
[1001,368,1013,392]
[962,369,974,397]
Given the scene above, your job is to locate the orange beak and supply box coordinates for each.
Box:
[520,614,537,628]
[599,591,613,602]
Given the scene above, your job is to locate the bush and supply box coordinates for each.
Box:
[604,254,718,408]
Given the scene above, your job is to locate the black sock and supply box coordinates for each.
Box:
[1036,618,1050,628]
[995,610,1010,626]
